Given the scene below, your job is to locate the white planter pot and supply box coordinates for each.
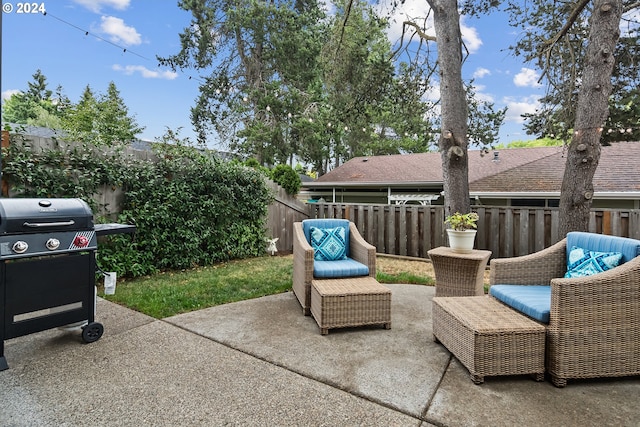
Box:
[446,229,477,253]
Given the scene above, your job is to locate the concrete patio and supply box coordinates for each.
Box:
[2,284,639,426]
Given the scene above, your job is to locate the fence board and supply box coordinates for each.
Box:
[409,206,419,257]
[631,211,640,240]
[490,208,500,256]
[519,209,529,256]
[394,205,407,256]
[504,209,514,257]
[535,209,545,251]
[377,206,386,252]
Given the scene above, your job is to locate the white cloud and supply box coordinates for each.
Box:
[100,16,142,46]
[73,0,129,13]
[378,2,483,54]
[112,64,178,80]
[460,16,482,54]
[475,90,494,104]
[513,68,542,88]
[1,89,21,100]
[502,95,541,123]
[423,82,440,102]
[473,67,491,79]
[621,9,640,37]
[378,0,435,44]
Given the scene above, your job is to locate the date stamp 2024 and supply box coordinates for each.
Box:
[2,2,47,14]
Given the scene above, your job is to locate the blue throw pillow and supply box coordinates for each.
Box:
[564,246,623,278]
[310,226,348,261]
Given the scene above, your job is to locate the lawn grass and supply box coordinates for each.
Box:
[103,255,434,318]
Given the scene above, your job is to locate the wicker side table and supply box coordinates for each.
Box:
[432,296,546,384]
[310,277,391,335]
[427,247,491,297]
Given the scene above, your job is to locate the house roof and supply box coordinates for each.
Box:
[306,142,640,197]
[310,145,562,186]
[470,142,640,194]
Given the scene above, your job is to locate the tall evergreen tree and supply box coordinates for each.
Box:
[62,83,143,145]
[1,69,59,125]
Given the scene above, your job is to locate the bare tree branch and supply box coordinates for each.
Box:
[403,21,437,42]
[336,0,354,55]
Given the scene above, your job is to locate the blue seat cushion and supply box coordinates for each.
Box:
[489,285,551,323]
[313,258,370,278]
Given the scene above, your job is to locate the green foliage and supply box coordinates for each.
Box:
[161,0,463,173]
[270,164,301,194]
[494,137,563,149]
[62,82,144,145]
[1,71,144,146]
[2,132,274,278]
[444,212,479,231]
[2,134,124,207]
[476,1,640,144]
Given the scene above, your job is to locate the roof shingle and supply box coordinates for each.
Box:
[312,142,640,194]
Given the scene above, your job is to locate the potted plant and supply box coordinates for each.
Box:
[445,212,479,253]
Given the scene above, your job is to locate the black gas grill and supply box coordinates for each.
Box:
[0,198,134,371]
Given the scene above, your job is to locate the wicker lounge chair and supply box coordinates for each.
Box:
[489,232,640,387]
[292,219,376,315]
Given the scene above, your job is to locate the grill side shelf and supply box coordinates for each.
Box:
[95,223,136,236]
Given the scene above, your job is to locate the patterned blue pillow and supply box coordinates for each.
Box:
[564,246,623,278]
[310,226,347,261]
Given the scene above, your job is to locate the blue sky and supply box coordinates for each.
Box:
[2,0,543,148]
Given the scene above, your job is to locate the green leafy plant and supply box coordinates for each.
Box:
[270,164,301,195]
[445,211,479,231]
[2,132,274,277]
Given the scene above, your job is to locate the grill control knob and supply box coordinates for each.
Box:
[12,241,28,254]
[46,238,61,250]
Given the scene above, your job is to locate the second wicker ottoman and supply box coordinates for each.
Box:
[311,277,391,335]
[432,296,545,384]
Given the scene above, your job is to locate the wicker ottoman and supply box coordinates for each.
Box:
[310,277,391,335]
[432,296,545,384]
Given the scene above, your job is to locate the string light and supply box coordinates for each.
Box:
[40,10,205,83]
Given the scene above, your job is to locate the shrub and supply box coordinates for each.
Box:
[270,164,301,195]
[2,134,274,277]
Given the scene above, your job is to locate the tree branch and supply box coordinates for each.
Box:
[403,21,437,42]
[541,0,590,50]
[336,0,354,55]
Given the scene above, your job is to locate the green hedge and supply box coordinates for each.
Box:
[2,136,274,277]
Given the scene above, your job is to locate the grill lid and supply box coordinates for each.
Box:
[0,198,94,234]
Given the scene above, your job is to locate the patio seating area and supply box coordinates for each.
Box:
[2,284,639,426]
[293,218,392,335]
[3,225,639,424]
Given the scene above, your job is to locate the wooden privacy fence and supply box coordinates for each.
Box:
[274,202,640,259]
[264,181,309,253]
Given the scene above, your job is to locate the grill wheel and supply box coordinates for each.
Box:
[81,322,104,343]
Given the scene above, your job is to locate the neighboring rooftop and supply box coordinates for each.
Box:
[309,142,640,196]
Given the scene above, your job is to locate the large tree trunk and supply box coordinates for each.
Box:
[428,0,470,216]
[559,0,622,236]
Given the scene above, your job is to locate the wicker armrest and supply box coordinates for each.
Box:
[545,255,640,386]
[549,255,640,329]
[490,238,567,286]
[347,222,376,275]
[292,222,314,284]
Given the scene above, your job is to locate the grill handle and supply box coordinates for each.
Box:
[23,220,76,228]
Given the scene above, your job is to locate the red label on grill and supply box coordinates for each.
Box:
[69,231,95,250]
[74,236,89,247]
